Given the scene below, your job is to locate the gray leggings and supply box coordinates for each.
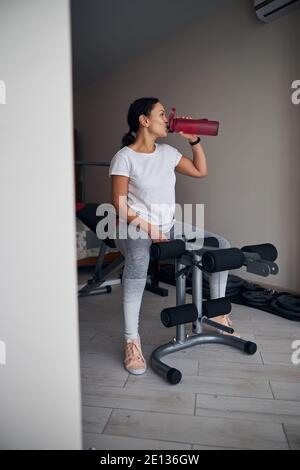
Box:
[114,224,230,340]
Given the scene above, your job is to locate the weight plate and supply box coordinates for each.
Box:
[241,290,273,305]
[276,294,300,313]
[270,298,300,321]
[225,287,240,298]
[243,281,264,292]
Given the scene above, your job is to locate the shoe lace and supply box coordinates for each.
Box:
[125,342,143,361]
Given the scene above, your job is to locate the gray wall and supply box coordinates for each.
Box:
[74,0,300,292]
[0,0,82,449]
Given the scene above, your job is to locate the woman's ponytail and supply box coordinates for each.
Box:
[121,130,136,148]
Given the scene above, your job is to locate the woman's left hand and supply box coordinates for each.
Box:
[178,116,198,142]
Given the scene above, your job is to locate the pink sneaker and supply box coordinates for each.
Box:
[124,338,147,375]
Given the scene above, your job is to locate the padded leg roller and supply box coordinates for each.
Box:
[161,303,198,327]
[202,297,231,318]
[202,248,245,273]
[151,239,186,261]
[241,243,278,262]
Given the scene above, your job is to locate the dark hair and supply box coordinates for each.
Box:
[121,97,159,148]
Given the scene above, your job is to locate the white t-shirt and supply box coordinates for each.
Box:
[109,143,182,233]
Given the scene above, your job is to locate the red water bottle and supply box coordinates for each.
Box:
[168,107,219,136]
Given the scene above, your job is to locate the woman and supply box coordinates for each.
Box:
[109,97,237,376]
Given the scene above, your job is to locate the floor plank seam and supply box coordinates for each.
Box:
[259,351,265,365]
[281,424,291,450]
[82,403,195,417]
[101,408,115,436]
[193,393,197,416]
[86,431,194,449]
[268,380,276,399]
[194,392,278,401]
[122,387,275,401]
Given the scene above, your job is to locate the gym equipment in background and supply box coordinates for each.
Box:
[76,202,125,297]
[76,203,172,298]
[75,160,110,203]
[168,107,219,136]
[75,161,124,297]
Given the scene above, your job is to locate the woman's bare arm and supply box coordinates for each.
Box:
[111,175,167,240]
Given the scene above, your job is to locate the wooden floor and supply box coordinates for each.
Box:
[78,271,300,450]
